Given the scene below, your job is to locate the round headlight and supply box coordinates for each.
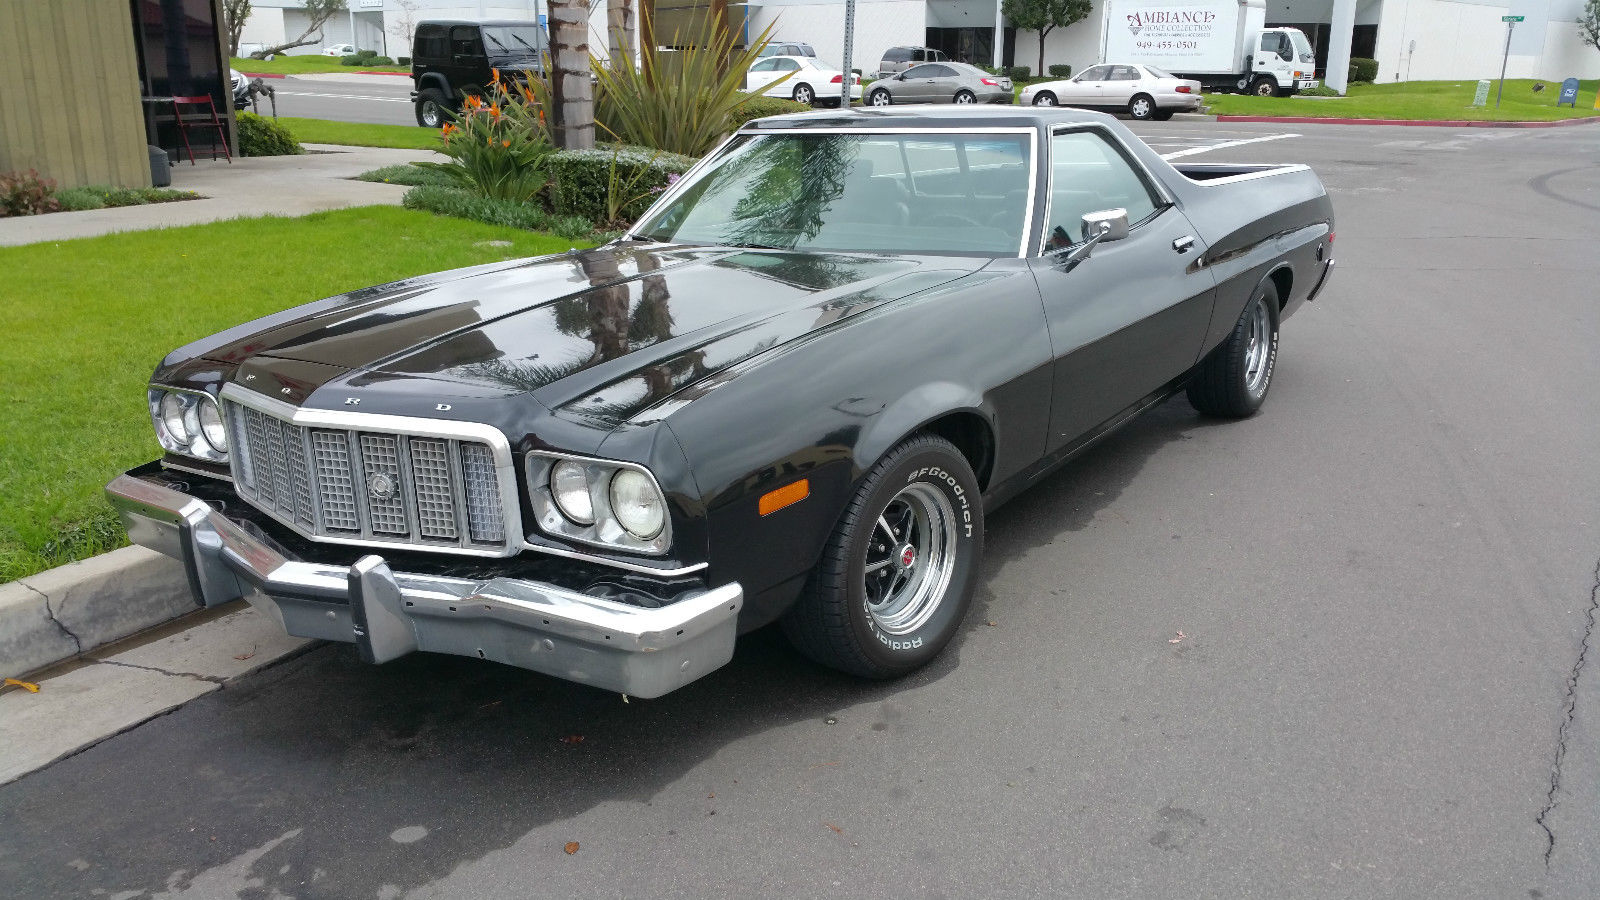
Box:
[550,460,594,525]
[609,469,665,539]
[159,392,189,443]
[198,400,228,452]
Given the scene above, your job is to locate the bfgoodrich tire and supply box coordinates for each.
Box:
[415,88,449,127]
[1186,280,1280,417]
[781,434,984,679]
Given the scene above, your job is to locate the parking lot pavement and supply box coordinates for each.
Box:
[1,122,1596,899]
[264,74,416,126]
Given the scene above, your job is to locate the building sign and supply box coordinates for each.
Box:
[1103,3,1234,73]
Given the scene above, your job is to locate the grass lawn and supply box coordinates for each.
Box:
[1204,78,1600,121]
[0,206,590,583]
[278,116,443,150]
[231,56,408,75]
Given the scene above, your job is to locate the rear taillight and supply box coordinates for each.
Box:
[831,75,843,83]
[1175,85,1192,93]
[980,78,999,86]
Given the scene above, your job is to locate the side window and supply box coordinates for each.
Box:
[922,64,954,78]
[415,26,446,59]
[1259,33,1283,55]
[777,58,800,72]
[1111,65,1140,80]
[750,59,776,72]
[886,48,909,62]
[1046,130,1162,249]
[451,26,484,57]
[932,50,948,61]
[1078,65,1109,82]
[902,64,932,78]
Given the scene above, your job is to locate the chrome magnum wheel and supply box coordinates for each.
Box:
[782,434,983,678]
[1186,280,1281,417]
[415,88,448,128]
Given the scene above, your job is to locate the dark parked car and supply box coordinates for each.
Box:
[410,18,547,127]
[108,108,1334,698]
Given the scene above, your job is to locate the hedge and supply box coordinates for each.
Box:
[236,112,303,156]
[1048,64,1073,78]
[1001,65,1030,80]
[1349,58,1378,83]
[402,184,593,239]
[545,145,697,224]
[730,96,812,128]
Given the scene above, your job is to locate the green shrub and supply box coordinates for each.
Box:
[402,184,593,239]
[729,96,811,129]
[356,164,458,187]
[237,112,304,156]
[1297,84,1341,97]
[414,84,553,202]
[355,49,378,61]
[1349,58,1378,83]
[1001,65,1030,80]
[397,56,411,66]
[0,170,61,217]
[340,54,362,66]
[594,22,781,156]
[365,55,395,66]
[54,185,197,211]
[1048,64,1072,78]
[546,144,696,226]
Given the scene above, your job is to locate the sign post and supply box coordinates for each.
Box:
[1496,15,1523,108]
[840,0,856,107]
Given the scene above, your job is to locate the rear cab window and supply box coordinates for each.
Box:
[1044,129,1165,251]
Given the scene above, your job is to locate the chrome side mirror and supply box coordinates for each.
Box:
[1081,208,1129,243]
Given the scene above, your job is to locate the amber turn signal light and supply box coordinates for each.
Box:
[759,479,810,516]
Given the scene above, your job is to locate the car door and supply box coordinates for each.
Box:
[764,58,801,97]
[1029,127,1218,451]
[1060,64,1109,107]
[896,63,938,102]
[1104,65,1141,105]
[747,58,780,93]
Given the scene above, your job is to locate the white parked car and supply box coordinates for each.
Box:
[1020,63,1203,121]
[745,55,862,107]
[322,43,357,57]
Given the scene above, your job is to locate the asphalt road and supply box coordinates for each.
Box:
[2,121,1598,899]
[261,74,417,126]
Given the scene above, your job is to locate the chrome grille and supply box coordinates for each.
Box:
[224,395,513,554]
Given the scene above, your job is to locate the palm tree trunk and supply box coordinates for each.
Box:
[607,0,635,71]
[547,0,594,150]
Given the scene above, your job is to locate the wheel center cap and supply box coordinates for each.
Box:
[898,544,916,569]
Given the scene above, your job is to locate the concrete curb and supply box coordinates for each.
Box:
[1215,114,1600,128]
[0,547,193,679]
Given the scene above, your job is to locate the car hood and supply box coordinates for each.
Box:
[203,243,986,424]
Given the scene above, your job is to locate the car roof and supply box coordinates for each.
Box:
[739,106,1119,131]
[417,19,542,28]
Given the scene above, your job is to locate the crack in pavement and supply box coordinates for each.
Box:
[1536,554,1600,866]
[94,658,227,685]
[20,581,84,656]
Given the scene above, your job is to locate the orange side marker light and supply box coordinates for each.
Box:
[759,479,810,516]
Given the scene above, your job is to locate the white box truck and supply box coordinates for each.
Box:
[1100,0,1318,96]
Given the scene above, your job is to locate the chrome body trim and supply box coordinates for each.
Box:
[522,539,709,577]
[525,450,674,556]
[160,460,234,483]
[219,384,526,559]
[104,472,743,698]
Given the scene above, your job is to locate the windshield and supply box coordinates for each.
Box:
[482,26,545,59]
[634,132,1034,256]
[1289,30,1314,63]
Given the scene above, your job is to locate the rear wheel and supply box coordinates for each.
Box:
[1152,109,1175,121]
[953,89,976,104]
[1251,76,1278,97]
[1186,280,1280,417]
[869,88,893,106]
[1031,91,1057,106]
[793,83,815,105]
[781,435,983,679]
[1128,93,1156,120]
[415,88,449,128]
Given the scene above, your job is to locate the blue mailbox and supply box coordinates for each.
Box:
[1557,78,1579,107]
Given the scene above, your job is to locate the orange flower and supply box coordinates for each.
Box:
[501,139,511,148]
[465,94,483,111]
[441,122,456,137]
[491,67,500,83]
[489,103,501,119]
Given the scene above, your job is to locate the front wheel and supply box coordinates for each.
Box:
[415,88,449,128]
[1186,280,1280,417]
[1251,77,1278,97]
[953,90,976,104]
[793,83,815,105]
[869,88,892,106]
[1031,91,1057,106]
[1128,94,1155,120]
[1152,110,1175,121]
[781,434,983,679]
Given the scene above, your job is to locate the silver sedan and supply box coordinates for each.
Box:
[1020,63,1203,121]
[864,61,1014,106]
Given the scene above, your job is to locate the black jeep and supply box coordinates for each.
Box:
[411,19,548,127]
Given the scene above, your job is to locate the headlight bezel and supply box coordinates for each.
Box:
[148,386,229,463]
[525,451,672,555]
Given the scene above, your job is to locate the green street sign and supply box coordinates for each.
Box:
[1502,15,1523,21]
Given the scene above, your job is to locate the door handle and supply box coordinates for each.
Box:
[1173,236,1196,254]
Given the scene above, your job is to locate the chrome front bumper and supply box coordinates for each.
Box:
[105,472,743,698]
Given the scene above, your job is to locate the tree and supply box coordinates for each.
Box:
[250,0,348,58]
[386,0,421,53]
[222,0,251,57]
[1002,0,1091,75]
[1581,0,1600,52]
[547,0,595,149]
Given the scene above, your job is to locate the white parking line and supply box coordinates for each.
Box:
[1160,133,1301,160]
[274,91,410,103]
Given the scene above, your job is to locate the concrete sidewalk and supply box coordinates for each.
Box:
[0,143,437,247]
